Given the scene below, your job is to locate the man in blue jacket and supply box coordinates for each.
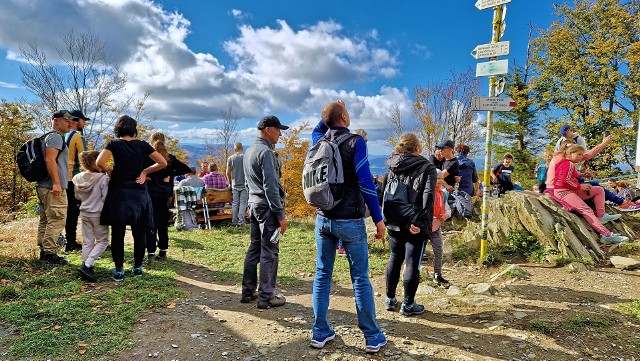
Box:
[309,100,387,354]
[241,115,289,309]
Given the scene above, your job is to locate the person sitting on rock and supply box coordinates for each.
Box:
[553,143,627,244]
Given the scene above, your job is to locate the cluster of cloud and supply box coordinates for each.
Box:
[0,0,423,153]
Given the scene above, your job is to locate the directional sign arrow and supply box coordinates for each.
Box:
[475,0,511,10]
[470,41,510,59]
[476,59,509,77]
[471,96,517,111]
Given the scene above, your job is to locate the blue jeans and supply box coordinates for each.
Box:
[312,215,381,341]
[587,181,623,205]
[232,187,249,224]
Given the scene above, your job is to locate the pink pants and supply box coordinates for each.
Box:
[554,186,610,236]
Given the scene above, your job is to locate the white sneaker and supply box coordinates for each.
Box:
[598,213,622,224]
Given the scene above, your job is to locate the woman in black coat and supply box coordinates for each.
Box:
[382,133,437,317]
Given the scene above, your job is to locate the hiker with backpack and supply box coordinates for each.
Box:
[36,110,77,265]
[306,100,387,354]
[63,110,90,252]
[382,133,438,316]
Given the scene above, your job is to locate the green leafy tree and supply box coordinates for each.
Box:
[530,0,640,175]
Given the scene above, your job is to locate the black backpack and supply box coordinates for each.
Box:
[16,131,65,182]
[382,176,416,227]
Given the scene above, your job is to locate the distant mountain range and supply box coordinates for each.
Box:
[179,143,485,175]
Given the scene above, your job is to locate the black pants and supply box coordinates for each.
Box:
[386,229,426,305]
[65,181,81,246]
[241,203,280,303]
[111,223,146,269]
[147,195,170,254]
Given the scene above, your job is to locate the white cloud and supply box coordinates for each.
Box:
[0,0,411,145]
[0,81,19,89]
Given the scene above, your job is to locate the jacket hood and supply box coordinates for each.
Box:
[457,154,473,167]
[386,153,429,175]
[73,172,106,191]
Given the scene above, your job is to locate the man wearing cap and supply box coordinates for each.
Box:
[37,110,76,265]
[432,140,459,192]
[241,115,289,309]
[64,110,89,252]
[554,125,587,151]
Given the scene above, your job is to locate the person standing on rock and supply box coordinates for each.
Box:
[241,115,289,309]
[382,133,438,316]
[309,100,387,354]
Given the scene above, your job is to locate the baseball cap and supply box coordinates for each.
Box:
[257,115,289,130]
[70,110,90,121]
[52,110,78,120]
[559,124,572,136]
[436,139,454,149]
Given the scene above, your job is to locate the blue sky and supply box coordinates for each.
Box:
[0,0,558,155]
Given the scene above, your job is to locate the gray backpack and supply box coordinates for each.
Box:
[302,133,356,210]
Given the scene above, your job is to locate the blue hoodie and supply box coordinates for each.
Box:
[456,154,478,196]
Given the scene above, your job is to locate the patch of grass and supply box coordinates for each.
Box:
[617,300,640,320]
[452,242,477,261]
[529,319,557,334]
[554,256,594,267]
[564,313,618,334]
[506,266,528,279]
[0,250,183,360]
[168,220,391,286]
[505,231,550,263]
[619,242,640,253]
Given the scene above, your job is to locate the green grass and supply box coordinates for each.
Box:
[0,220,392,359]
[0,250,183,359]
[617,300,640,321]
[564,313,618,334]
[166,220,391,286]
[529,319,557,334]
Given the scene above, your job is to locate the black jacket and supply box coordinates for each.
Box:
[383,153,437,236]
[146,154,191,198]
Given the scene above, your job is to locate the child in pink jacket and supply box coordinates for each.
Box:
[553,144,627,244]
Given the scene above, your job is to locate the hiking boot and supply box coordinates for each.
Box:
[111,268,125,282]
[433,273,451,289]
[78,264,97,282]
[146,253,156,265]
[364,332,387,354]
[598,213,622,224]
[132,266,143,277]
[400,302,425,316]
[601,233,629,244]
[240,291,258,303]
[40,253,69,265]
[385,297,398,311]
[310,329,335,349]
[257,294,286,309]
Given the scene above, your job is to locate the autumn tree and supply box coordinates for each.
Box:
[0,100,38,213]
[386,104,405,149]
[530,0,640,175]
[19,30,152,147]
[413,68,481,155]
[278,123,315,219]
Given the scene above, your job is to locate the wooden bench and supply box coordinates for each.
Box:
[199,188,233,222]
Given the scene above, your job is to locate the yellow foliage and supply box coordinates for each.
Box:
[278,122,315,219]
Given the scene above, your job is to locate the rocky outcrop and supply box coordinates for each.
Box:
[460,191,637,263]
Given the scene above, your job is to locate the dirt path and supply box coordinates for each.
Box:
[115,262,640,361]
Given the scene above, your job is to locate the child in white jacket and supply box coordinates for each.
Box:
[72,151,109,282]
